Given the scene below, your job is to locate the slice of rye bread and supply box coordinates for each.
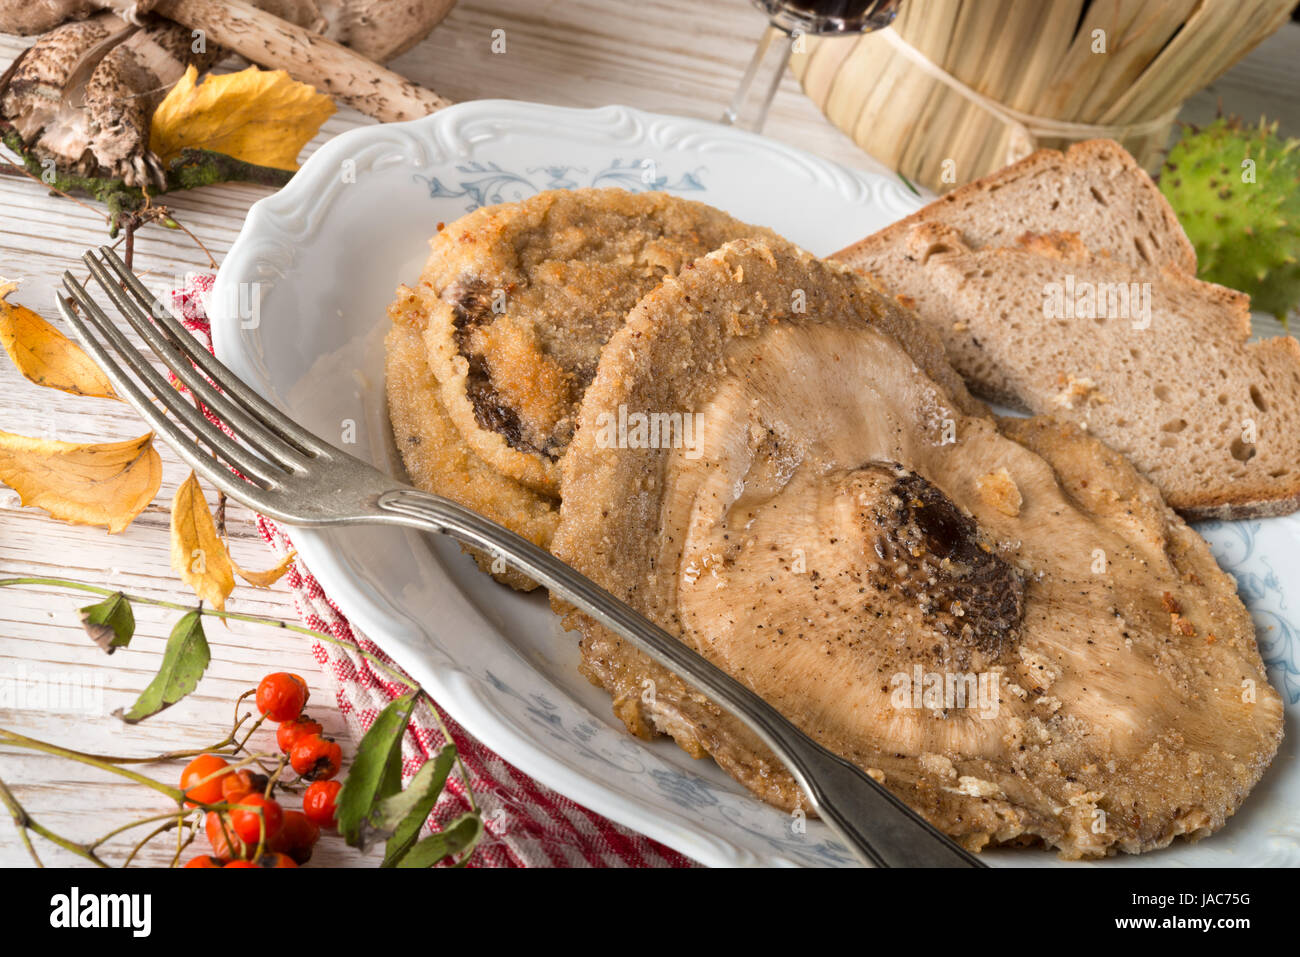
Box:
[910,229,1300,520]
[834,139,1196,276]
[833,138,1195,399]
[832,138,1300,519]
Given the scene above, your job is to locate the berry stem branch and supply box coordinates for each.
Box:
[425,695,479,816]
[89,809,193,851]
[0,728,186,800]
[123,818,184,867]
[8,713,251,769]
[0,774,107,867]
[0,577,417,689]
[0,776,40,866]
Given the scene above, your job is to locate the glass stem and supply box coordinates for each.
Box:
[722,23,794,132]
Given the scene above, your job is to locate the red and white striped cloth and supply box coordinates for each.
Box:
[169,274,693,868]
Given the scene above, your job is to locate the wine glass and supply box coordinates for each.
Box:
[723,0,903,132]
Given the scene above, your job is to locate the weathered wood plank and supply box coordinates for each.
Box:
[0,2,1296,869]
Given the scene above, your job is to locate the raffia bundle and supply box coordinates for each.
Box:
[791,0,1294,193]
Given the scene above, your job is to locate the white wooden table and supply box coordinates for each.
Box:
[1,0,1297,868]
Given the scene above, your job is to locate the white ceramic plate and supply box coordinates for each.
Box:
[211,100,1300,867]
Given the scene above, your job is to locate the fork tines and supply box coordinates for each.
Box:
[56,247,322,505]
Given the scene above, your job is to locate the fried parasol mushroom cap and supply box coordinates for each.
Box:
[552,237,1284,859]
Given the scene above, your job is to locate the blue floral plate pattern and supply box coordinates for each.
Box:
[212,101,1299,867]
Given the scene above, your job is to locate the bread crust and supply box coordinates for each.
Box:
[832,140,1300,520]
[834,139,1197,274]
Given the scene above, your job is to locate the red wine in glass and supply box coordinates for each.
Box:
[723,0,903,131]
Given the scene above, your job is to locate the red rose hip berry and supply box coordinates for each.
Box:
[256,672,309,722]
[302,780,342,829]
[255,852,298,868]
[277,715,324,754]
[220,769,269,805]
[205,811,244,861]
[229,793,284,845]
[269,810,321,864]
[180,754,230,807]
[290,733,342,781]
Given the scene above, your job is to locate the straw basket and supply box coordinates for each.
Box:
[791,0,1295,193]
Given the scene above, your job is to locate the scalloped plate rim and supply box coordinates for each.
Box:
[210,99,1299,869]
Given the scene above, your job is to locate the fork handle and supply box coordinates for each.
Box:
[374,487,984,868]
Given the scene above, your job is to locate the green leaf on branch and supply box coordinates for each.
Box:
[115,610,210,723]
[78,592,135,653]
[336,692,416,847]
[375,745,457,867]
[395,812,482,868]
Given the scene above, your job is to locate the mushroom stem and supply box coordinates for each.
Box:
[152,0,451,122]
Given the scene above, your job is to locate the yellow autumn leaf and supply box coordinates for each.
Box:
[231,550,296,589]
[0,280,116,399]
[150,65,335,172]
[0,430,161,533]
[170,471,235,610]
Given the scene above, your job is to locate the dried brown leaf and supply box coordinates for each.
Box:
[0,280,116,399]
[170,471,235,610]
[151,66,335,171]
[0,430,161,533]
[231,550,296,589]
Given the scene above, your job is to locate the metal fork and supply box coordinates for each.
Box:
[58,247,985,869]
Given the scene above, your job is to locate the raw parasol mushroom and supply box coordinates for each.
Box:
[2,12,220,189]
[0,0,455,63]
[0,0,452,207]
[0,1,134,35]
[152,0,452,118]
